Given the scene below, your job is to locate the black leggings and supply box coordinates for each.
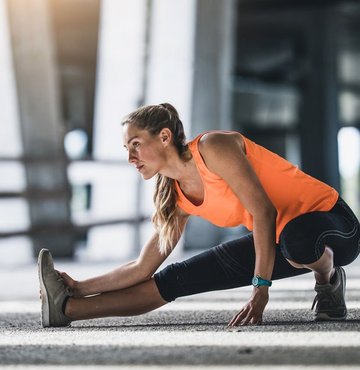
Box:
[154,197,360,302]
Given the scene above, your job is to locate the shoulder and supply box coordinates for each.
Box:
[198,131,245,158]
[196,131,247,176]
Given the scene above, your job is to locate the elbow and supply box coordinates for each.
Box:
[265,204,277,221]
[255,203,277,221]
[268,204,277,219]
[142,270,154,281]
[266,204,277,224]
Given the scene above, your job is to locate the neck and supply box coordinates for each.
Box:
[159,149,196,185]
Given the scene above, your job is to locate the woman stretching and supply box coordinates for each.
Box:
[38,103,360,327]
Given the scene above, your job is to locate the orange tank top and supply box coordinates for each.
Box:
[175,131,339,243]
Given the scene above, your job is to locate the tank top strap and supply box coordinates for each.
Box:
[188,132,222,181]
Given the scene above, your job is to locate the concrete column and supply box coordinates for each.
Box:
[146,0,196,136]
[0,0,21,158]
[143,0,197,255]
[299,9,340,190]
[185,0,236,250]
[191,0,236,136]
[6,0,74,257]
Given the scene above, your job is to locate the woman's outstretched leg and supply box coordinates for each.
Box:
[65,278,167,321]
[38,248,166,327]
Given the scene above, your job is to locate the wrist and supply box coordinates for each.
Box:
[252,286,269,299]
[253,285,269,293]
[74,280,86,296]
[252,275,272,288]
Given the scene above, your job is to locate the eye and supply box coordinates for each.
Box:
[133,142,140,149]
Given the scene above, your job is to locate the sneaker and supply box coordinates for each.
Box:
[38,248,72,327]
[311,266,347,321]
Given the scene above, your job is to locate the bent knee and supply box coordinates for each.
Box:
[286,259,305,269]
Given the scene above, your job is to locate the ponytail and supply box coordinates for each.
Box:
[152,175,179,255]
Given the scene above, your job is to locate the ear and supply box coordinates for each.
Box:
[159,128,172,146]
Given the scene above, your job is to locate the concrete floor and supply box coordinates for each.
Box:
[0,256,359,369]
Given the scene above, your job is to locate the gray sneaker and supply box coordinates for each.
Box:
[38,248,72,327]
[311,266,347,321]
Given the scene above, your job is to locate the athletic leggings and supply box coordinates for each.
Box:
[154,197,360,302]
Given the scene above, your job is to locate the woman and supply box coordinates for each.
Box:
[38,103,360,328]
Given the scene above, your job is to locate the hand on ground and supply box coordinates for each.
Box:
[228,288,269,326]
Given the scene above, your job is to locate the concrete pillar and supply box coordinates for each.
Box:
[142,0,197,255]
[299,9,340,190]
[89,0,148,261]
[191,0,236,136]
[6,0,74,257]
[185,0,236,250]
[146,0,196,135]
[0,0,21,158]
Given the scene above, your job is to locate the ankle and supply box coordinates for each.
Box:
[63,297,74,319]
[314,267,335,285]
[329,268,337,284]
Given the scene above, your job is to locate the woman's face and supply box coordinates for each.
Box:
[123,123,169,180]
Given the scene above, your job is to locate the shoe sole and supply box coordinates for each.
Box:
[315,312,347,321]
[315,267,347,321]
[38,248,51,327]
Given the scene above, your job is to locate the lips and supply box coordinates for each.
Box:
[136,165,144,171]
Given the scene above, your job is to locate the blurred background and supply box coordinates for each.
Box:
[0,0,359,266]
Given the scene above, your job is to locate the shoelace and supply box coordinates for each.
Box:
[311,289,343,311]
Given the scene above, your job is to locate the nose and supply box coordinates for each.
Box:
[127,149,137,164]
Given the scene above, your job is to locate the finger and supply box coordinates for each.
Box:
[249,316,260,325]
[228,308,247,326]
[228,315,237,327]
[243,312,263,326]
[229,316,241,327]
[231,313,250,327]
[251,314,263,325]
[238,308,262,326]
[240,313,254,326]
[54,270,64,279]
[228,309,248,327]
[228,316,239,327]
[228,313,241,327]
[57,271,70,283]
[55,270,67,278]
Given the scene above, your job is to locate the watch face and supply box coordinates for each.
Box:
[252,277,259,286]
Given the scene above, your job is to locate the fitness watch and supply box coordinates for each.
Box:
[252,275,272,288]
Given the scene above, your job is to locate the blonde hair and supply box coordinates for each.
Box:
[121,103,191,255]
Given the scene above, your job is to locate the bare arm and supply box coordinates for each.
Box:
[62,210,189,297]
[198,132,277,325]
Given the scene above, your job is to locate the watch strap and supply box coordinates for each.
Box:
[252,275,272,287]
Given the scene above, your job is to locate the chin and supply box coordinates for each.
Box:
[142,172,157,180]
